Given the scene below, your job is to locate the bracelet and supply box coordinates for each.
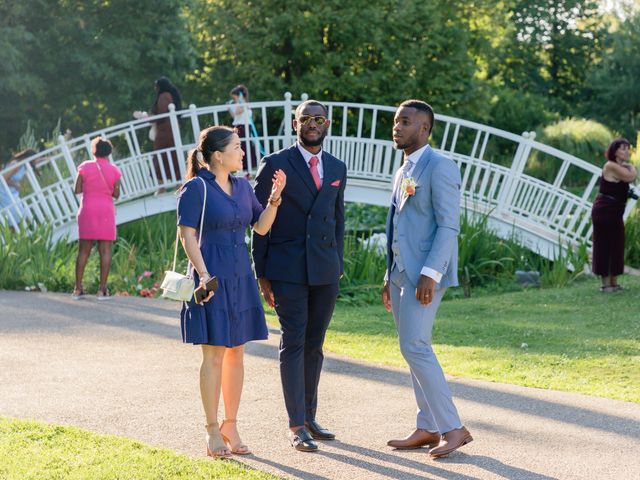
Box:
[268,195,282,207]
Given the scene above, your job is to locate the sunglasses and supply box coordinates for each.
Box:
[298,115,328,126]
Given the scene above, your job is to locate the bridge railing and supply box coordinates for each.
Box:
[1,93,636,258]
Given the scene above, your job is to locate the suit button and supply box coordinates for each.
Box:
[308,214,312,219]
[307,234,310,238]
[322,235,327,240]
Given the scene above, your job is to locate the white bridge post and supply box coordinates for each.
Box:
[58,134,78,179]
[168,103,186,180]
[284,92,292,140]
[188,104,201,145]
[496,131,535,215]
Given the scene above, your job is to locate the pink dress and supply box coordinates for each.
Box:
[77,157,122,240]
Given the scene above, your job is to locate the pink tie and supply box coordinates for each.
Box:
[309,156,321,190]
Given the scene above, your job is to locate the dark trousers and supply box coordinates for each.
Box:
[271,281,339,427]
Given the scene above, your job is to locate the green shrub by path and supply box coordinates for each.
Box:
[266,275,640,404]
[0,417,279,480]
[0,206,597,297]
[626,210,640,268]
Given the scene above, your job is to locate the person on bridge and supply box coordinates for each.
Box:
[591,137,637,292]
[177,126,286,458]
[382,99,473,458]
[0,149,38,229]
[252,100,347,453]
[227,84,258,176]
[150,76,182,193]
[72,137,122,300]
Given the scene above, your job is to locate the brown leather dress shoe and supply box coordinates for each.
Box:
[429,426,473,458]
[387,429,441,450]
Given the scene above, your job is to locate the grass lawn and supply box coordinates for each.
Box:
[0,417,279,480]
[267,275,640,403]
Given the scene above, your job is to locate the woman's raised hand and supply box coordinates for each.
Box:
[271,169,287,197]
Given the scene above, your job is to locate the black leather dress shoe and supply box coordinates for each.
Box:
[304,420,336,440]
[289,427,318,452]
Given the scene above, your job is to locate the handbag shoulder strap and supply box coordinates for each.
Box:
[94,160,112,192]
[171,176,207,272]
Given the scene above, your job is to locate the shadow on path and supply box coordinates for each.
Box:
[245,342,640,442]
[3,292,638,444]
[331,441,558,480]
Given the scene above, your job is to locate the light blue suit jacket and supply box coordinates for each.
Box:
[385,145,461,288]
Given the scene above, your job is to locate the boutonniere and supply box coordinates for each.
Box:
[401,177,418,196]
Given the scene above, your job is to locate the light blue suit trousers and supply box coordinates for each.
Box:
[389,266,462,433]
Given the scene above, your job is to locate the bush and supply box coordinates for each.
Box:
[1,205,591,300]
[529,118,614,185]
[625,210,640,268]
[488,88,557,135]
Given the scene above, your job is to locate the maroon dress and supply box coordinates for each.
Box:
[591,177,629,276]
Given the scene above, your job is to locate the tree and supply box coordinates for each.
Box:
[586,11,640,138]
[490,0,605,113]
[0,0,195,160]
[186,0,501,124]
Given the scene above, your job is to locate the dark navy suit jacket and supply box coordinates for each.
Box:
[252,144,347,285]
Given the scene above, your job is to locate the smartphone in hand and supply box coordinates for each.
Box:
[194,276,219,304]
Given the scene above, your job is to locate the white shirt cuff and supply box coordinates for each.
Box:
[421,267,442,283]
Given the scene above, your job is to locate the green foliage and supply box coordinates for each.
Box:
[625,210,640,268]
[586,11,640,139]
[4,0,639,164]
[0,205,598,298]
[488,88,558,135]
[538,118,613,161]
[187,0,497,122]
[344,203,387,232]
[493,0,605,112]
[457,210,521,296]
[0,222,77,291]
[528,117,614,184]
[538,241,589,288]
[340,231,387,304]
[0,0,195,159]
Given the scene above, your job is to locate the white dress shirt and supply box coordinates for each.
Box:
[398,144,443,284]
[297,143,324,180]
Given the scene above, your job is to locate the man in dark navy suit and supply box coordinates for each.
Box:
[252,100,346,452]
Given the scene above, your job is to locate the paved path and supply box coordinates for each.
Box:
[1,291,638,480]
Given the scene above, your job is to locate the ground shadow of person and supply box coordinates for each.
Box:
[327,440,557,480]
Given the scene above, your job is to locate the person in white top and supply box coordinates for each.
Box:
[228,85,256,176]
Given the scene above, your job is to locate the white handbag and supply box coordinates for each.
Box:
[161,177,207,301]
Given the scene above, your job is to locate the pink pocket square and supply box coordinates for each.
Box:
[330,179,341,187]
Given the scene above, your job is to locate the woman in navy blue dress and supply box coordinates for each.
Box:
[178,126,286,458]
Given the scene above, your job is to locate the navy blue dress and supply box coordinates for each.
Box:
[177,169,268,346]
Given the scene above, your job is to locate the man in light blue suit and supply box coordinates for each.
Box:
[382,100,473,458]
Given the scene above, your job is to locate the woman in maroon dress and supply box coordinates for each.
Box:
[591,138,637,292]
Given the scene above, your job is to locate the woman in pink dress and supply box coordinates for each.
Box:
[72,137,122,300]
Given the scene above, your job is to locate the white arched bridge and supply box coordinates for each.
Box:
[2,93,636,260]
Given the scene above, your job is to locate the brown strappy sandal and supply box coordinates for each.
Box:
[220,419,251,455]
[205,422,232,459]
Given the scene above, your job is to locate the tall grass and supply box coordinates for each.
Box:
[0,208,594,299]
[625,209,640,268]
